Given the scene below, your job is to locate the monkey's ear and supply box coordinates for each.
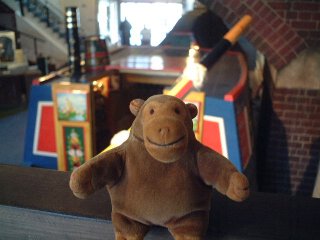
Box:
[186,103,198,119]
[130,99,145,116]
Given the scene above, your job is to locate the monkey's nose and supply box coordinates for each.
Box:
[158,127,169,136]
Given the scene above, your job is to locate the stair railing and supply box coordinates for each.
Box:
[0,24,45,60]
[18,0,66,39]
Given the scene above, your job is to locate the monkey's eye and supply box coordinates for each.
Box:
[174,108,180,114]
[150,108,154,115]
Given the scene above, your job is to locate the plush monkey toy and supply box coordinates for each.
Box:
[70,94,249,240]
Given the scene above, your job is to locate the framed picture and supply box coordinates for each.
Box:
[52,83,94,171]
[0,31,16,62]
[183,91,205,142]
[63,126,86,171]
[52,83,91,123]
[56,91,89,121]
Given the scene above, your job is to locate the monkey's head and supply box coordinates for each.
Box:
[129,95,197,163]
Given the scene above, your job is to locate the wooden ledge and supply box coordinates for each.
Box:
[0,164,111,219]
[1,164,320,239]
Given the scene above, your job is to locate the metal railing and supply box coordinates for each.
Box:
[18,0,66,39]
[0,24,45,58]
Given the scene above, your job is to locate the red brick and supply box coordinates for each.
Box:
[277,11,286,18]
[273,92,286,101]
[313,12,320,21]
[298,89,307,95]
[306,90,320,97]
[276,23,291,36]
[289,147,298,155]
[253,19,266,30]
[309,31,320,38]
[287,35,304,49]
[291,169,298,176]
[308,113,320,120]
[291,21,317,30]
[312,120,320,127]
[271,17,283,29]
[262,48,277,61]
[275,58,287,69]
[290,161,305,169]
[272,37,286,50]
[278,44,292,57]
[236,3,247,15]
[299,136,311,142]
[297,105,316,112]
[291,134,299,141]
[280,89,300,95]
[223,0,237,7]
[297,149,308,156]
[252,0,264,12]
[284,111,307,119]
[298,12,312,20]
[225,11,237,24]
[268,30,282,44]
[286,11,298,19]
[290,157,301,164]
[261,25,275,39]
[286,96,310,104]
[283,50,297,64]
[273,102,297,110]
[257,41,270,53]
[311,98,320,105]
[246,28,256,39]
[297,30,310,39]
[279,88,304,94]
[293,2,320,12]
[306,128,320,136]
[258,4,271,16]
[294,42,308,54]
[265,11,278,23]
[283,118,299,127]
[268,1,291,10]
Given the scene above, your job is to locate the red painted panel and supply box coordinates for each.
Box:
[37,106,56,153]
[202,120,223,155]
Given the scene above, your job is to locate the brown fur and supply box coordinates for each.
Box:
[70,94,249,240]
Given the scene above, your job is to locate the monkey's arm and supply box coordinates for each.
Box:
[69,146,125,199]
[197,145,249,202]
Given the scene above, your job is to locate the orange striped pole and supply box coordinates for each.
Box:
[167,15,252,98]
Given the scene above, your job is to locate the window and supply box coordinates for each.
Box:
[120,2,183,46]
[98,0,119,44]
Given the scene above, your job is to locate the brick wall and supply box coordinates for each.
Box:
[269,1,320,48]
[261,89,320,195]
[199,0,320,196]
[200,0,320,70]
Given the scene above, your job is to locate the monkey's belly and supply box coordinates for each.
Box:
[108,180,212,226]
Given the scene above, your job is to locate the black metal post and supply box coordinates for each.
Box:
[33,38,38,57]
[19,0,24,16]
[65,7,81,81]
[45,7,50,27]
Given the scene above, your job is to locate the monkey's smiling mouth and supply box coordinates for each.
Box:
[147,136,185,147]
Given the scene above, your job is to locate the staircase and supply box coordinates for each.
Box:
[2,0,68,68]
